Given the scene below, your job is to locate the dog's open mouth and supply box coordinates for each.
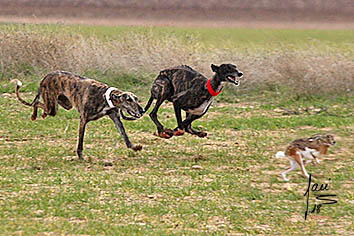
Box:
[227,75,240,86]
[120,109,141,120]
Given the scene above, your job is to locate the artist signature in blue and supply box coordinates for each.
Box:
[304,174,337,220]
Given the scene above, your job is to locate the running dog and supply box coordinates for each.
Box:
[276,134,336,181]
[144,64,243,138]
[15,71,144,160]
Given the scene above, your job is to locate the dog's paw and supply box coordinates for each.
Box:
[173,129,185,136]
[154,132,172,139]
[154,129,174,139]
[281,173,289,181]
[132,145,143,151]
[163,128,174,136]
[198,131,207,138]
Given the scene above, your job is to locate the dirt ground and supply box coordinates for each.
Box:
[0,3,353,29]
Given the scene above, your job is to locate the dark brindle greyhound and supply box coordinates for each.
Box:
[15,71,144,160]
[144,64,243,139]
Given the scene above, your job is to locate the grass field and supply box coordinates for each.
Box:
[0,23,353,235]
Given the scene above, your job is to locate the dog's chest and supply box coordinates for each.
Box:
[187,97,214,116]
[185,83,223,116]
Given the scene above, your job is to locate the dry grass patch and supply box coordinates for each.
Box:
[1,25,353,98]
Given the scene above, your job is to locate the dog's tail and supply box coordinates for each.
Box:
[13,79,40,107]
[143,96,154,114]
[275,151,286,159]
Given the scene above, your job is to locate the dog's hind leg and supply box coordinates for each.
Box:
[57,94,73,110]
[31,101,45,121]
[281,159,299,181]
[109,112,142,151]
[149,99,173,139]
[148,76,174,138]
[15,83,45,121]
[30,91,45,121]
[41,88,59,118]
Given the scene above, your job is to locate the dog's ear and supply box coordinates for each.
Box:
[211,64,219,72]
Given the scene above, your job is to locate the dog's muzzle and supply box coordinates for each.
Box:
[127,109,142,119]
[227,71,243,86]
[121,104,145,120]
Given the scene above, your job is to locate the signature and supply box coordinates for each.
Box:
[304,174,337,220]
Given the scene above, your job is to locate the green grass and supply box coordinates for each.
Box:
[0,91,353,235]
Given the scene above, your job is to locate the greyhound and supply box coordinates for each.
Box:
[276,134,336,181]
[144,64,243,139]
[15,71,144,160]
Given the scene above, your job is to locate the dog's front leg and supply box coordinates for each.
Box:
[173,103,185,136]
[311,153,320,165]
[108,112,142,151]
[183,113,207,138]
[77,117,87,160]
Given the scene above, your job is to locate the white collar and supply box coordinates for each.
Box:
[105,87,118,108]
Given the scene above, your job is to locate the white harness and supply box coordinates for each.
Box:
[104,87,118,108]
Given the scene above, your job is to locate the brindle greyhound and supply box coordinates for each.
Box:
[144,64,243,139]
[15,71,144,160]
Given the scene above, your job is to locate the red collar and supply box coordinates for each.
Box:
[207,78,222,96]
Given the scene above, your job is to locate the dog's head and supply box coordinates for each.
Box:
[309,134,336,146]
[110,91,144,119]
[211,63,243,86]
[321,134,336,145]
